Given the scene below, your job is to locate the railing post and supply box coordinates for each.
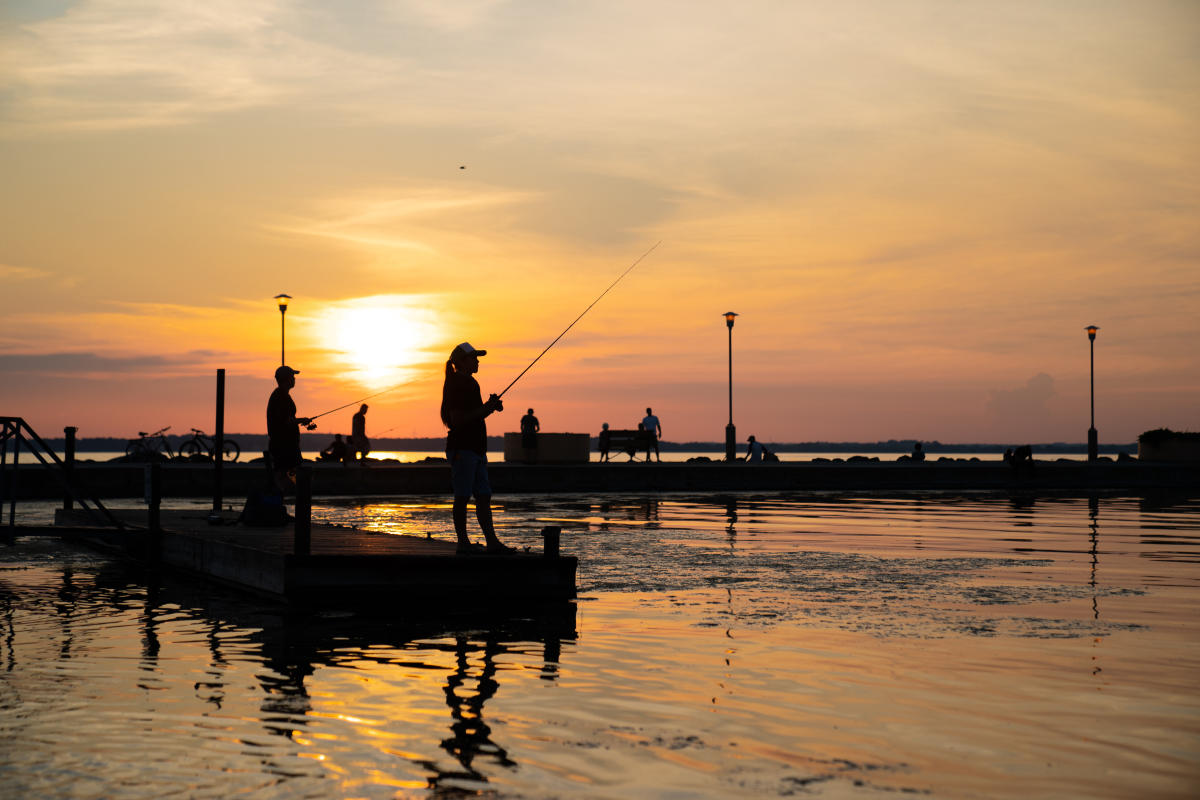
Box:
[542,525,560,558]
[63,426,78,512]
[212,368,225,518]
[294,466,311,556]
[1,420,11,532]
[8,431,19,528]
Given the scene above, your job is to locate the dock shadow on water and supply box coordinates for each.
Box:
[2,492,1199,798]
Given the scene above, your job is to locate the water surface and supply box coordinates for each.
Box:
[2,493,1198,798]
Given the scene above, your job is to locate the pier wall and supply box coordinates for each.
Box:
[3,460,1198,500]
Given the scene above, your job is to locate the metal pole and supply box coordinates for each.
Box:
[1088,333,1098,461]
[1089,337,1095,429]
[728,324,733,426]
[280,309,286,366]
[724,322,736,462]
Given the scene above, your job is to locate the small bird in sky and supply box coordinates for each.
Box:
[459,165,466,169]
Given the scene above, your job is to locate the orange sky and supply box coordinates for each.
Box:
[2,1,1198,444]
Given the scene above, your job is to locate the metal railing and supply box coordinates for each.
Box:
[1,417,124,530]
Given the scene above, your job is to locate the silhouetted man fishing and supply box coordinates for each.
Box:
[441,342,513,555]
[267,365,313,494]
[349,403,370,462]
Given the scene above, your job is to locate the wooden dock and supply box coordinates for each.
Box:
[46,508,578,607]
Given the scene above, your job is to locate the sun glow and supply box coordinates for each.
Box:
[320,296,443,389]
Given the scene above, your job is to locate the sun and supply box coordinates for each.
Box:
[321,296,441,388]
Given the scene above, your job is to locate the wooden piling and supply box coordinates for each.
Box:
[63,426,77,512]
[543,525,560,558]
[295,466,311,556]
[212,368,225,516]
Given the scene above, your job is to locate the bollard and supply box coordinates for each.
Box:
[542,525,561,558]
[294,466,311,556]
[63,426,77,512]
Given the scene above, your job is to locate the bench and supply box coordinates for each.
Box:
[600,429,653,461]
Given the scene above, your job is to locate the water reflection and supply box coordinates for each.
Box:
[3,494,1199,799]
[0,548,575,793]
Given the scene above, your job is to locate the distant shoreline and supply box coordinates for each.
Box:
[19,435,1138,455]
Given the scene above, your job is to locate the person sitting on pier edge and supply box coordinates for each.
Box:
[911,441,925,462]
[320,433,348,463]
[349,403,370,462]
[266,365,313,494]
[441,342,513,555]
[746,435,765,463]
[520,407,540,463]
[598,422,611,462]
[642,407,662,462]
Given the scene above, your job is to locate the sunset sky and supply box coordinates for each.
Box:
[2,1,1197,445]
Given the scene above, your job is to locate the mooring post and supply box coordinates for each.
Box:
[211,368,225,518]
[294,466,311,556]
[63,426,78,512]
[145,462,162,560]
[542,525,561,558]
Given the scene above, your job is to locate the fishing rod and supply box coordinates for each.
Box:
[305,240,659,421]
[307,383,408,423]
[497,240,660,399]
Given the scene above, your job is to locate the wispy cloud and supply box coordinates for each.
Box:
[0,263,49,280]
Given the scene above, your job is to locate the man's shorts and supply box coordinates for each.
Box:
[449,449,492,498]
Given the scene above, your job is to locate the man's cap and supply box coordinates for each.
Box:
[450,342,487,361]
[275,365,300,379]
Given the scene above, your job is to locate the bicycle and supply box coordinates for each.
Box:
[179,428,241,462]
[125,426,176,461]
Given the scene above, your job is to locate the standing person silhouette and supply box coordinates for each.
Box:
[520,408,540,463]
[349,403,370,462]
[598,422,611,462]
[441,342,512,554]
[642,407,662,462]
[266,365,313,495]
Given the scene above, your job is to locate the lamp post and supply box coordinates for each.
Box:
[1086,324,1099,461]
[724,311,739,462]
[274,294,291,366]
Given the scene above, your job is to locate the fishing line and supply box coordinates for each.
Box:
[306,240,659,422]
[308,383,410,423]
[497,240,660,399]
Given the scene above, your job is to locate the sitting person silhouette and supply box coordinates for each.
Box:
[320,433,348,463]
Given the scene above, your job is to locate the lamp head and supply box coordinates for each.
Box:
[1085,324,1099,341]
[723,311,739,328]
[275,293,292,313]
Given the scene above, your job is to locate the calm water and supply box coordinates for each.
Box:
[2,493,1198,798]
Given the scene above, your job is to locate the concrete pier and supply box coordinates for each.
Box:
[4,459,1197,500]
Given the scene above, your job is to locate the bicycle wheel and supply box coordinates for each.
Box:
[180,439,204,460]
[222,439,241,462]
[125,440,142,460]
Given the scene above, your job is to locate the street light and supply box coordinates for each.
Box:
[724,311,739,462]
[275,294,292,366]
[1086,324,1099,461]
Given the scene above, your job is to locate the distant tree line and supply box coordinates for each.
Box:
[21,434,1138,455]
